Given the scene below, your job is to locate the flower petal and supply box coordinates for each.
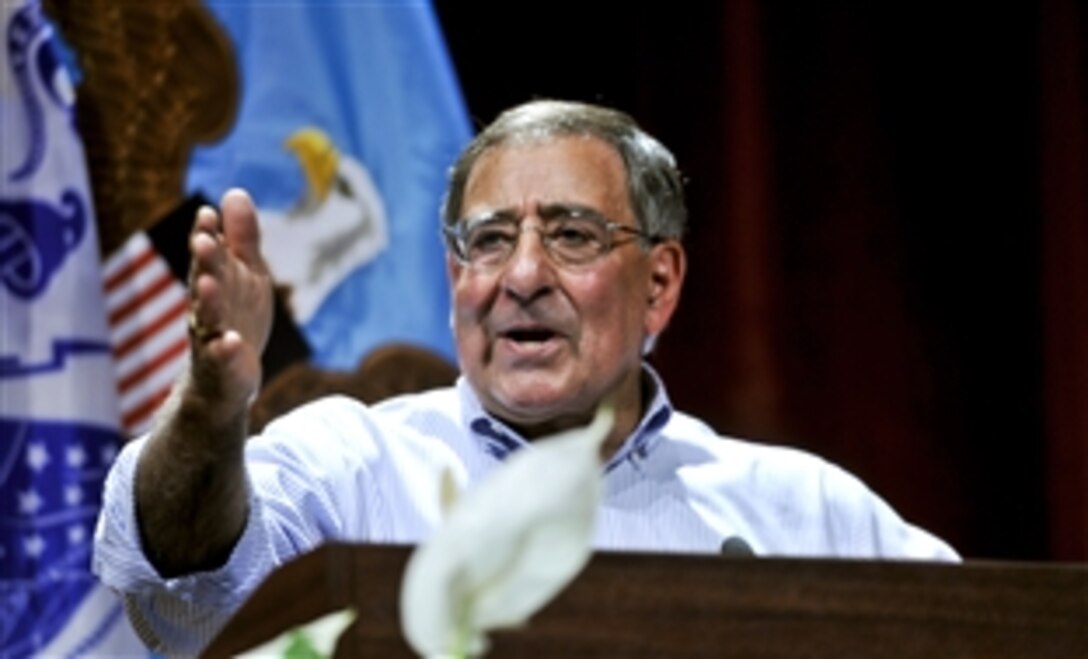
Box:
[400,405,614,657]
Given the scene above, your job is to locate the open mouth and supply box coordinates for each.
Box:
[502,328,558,344]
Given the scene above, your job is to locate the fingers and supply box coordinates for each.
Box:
[188,205,228,344]
[187,188,273,350]
[181,189,270,415]
[187,190,264,342]
[220,188,266,272]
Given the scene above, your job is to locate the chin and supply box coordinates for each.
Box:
[487,380,577,421]
[495,387,564,416]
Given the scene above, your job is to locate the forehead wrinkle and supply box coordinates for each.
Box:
[463,137,634,223]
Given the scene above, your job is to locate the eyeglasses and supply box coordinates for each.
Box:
[444,205,659,269]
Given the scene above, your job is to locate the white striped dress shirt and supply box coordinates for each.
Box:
[93,366,957,654]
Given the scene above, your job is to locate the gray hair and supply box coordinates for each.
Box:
[441,100,687,242]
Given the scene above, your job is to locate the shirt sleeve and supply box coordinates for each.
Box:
[92,437,284,655]
[816,459,961,561]
[91,394,449,655]
[91,398,383,654]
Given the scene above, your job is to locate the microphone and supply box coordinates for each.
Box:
[720,535,755,557]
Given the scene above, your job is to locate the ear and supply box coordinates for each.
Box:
[644,240,686,337]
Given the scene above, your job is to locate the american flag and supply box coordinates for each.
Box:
[100,202,311,437]
[102,231,189,436]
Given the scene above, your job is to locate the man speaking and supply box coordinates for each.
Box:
[94,100,957,654]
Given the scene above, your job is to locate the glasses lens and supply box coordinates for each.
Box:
[544,216,609,264]
[463,218,518,266]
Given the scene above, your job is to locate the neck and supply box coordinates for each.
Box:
[497,368,652,461]
[599,370,653,459]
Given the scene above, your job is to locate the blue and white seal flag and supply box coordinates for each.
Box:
[187,0,471,369]
[0,1,144,655]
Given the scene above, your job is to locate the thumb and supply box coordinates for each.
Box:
[220,188,265,269]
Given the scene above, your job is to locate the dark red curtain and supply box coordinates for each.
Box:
[1041,0,1088,561]
[436,1,1087,561]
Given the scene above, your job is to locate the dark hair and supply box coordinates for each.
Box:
[441,100,687,243]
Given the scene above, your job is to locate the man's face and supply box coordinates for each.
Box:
[448,136,683,436]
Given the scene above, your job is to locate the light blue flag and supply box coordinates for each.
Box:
[187,0,471,370]
[0,1,145,655]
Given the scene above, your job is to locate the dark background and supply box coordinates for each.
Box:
[434,1,1088,561]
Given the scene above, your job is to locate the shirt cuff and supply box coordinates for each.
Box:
[92,436,275,611]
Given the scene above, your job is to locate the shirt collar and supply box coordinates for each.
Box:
[456,363,674,468]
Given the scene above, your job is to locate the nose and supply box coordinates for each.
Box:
[500,222,556,304]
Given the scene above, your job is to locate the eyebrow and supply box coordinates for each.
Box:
[459,208,520,229]
[537,202,611,223]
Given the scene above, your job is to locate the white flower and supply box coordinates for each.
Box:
[400,405,615,658]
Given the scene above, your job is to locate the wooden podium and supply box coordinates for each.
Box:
[202,543,1087,658]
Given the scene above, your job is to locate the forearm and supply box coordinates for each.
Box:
[134,375,250,577]
[131,189,272,577]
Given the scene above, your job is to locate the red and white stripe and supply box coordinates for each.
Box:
[103,232,190,436]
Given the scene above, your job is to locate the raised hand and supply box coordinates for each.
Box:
[186,188,274,424]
